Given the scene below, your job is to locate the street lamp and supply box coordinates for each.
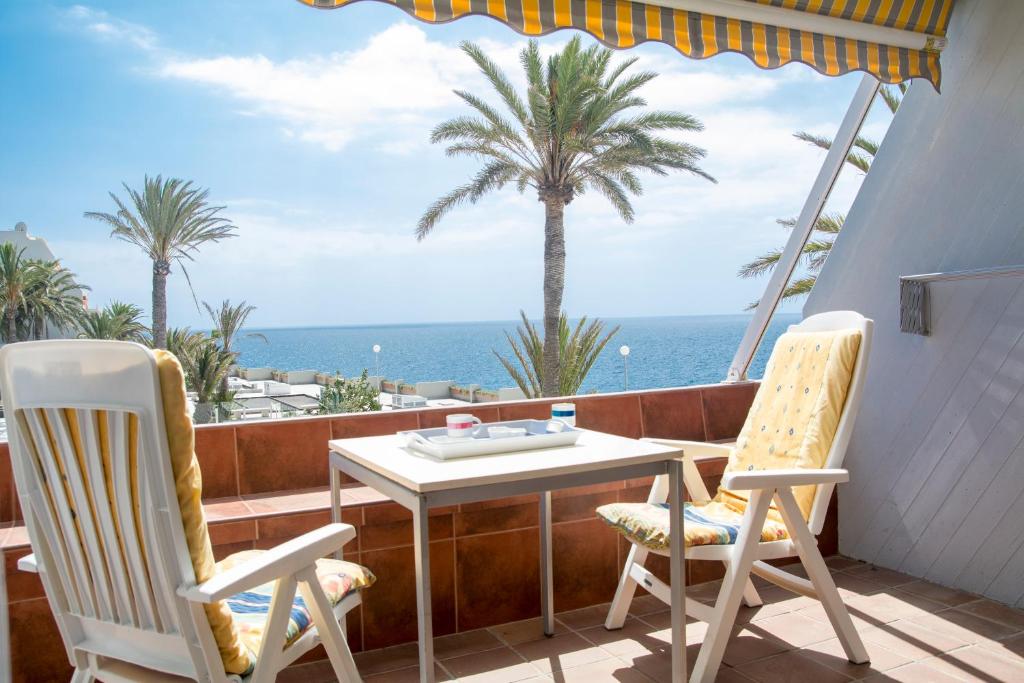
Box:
[372,344,381,377]
[619,345,630,391]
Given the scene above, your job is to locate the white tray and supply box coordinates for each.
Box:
[400,419,581,460]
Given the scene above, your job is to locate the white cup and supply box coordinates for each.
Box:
[551,403,576,426]
[446,413,481,438]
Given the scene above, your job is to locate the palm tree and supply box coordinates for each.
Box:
[163,326,208,361]
[77,301,147,341]
[0,244,43,342]
[419,37,714,396]
[23,260,88,340]
[204,299,267,393]
[739,84,906,306]
[495,310,620,398]
[84,175,237,349]
[179,337,236,424]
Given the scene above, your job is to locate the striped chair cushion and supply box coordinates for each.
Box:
[596,501,789,551]
[216,550,376,667]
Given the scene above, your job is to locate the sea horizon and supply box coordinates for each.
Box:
[235,312,801,394]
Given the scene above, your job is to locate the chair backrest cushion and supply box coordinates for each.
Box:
[718,329,861,520]
[154,350,254,675]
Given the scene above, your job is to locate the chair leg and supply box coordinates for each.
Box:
[691,491,773,683]
[605,542,649,630]
[70,668,95,683]
[298,568,362,682]
[742,579,763,608]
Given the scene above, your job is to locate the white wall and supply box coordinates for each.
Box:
[805,0,1024,606]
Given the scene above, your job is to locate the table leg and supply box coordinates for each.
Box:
[668,458,686,682]
[330,465,342,560]
[539,490,554,636]
[413,496,435,683]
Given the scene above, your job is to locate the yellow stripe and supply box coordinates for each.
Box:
[895,0,915,30]
[700,13,717,55]
[645,4,661,42]
[850,0,872,23]
[799,30,815,67]
[585,0,604,40]
[487,0,507,23]
[752,23,768,66]
[887,45,901,81]
[935,0,953,36]
[673,9,690,55]
[413,0,436,22]
[777,27,792,63]
[616,1,634,47]
[451,0,471,17]
[554,0,571,26]
[725,17,742,52]
[822,36,839,76]
[522,0,541,34]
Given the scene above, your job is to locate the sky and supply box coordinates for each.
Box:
[0,1,899,330]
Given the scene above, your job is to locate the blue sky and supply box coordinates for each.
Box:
[0,1,896,329]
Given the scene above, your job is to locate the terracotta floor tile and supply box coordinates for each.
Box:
[577,618,670,658]
[955,598,1024,631]
[859,620,970,661]
[551,656,651,682]
[442,646,542,682]
[556,603,612,631]
[797,637,912,680]
[365,663,452,681]
[627,593,670,617]
[720,625,792,667]
[490,617,568,646]
[826,556,865,572]
[734,650,854,683]
[925,645,1024,682]
[278,660,338,683]
[831,572,888,599]
[907,608,1020,646]
[354,642,421,675]
[512,632,611,673]
[746,612,836,648]
[842,565,917,588]
[861,661,967,682]
[433,629,505,661]
[977,631,1024,664]
[894,581,977,608]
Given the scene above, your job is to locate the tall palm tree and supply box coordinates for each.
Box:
[84,175,237,349]
[739,85,906,306]
[418,37,714,396]
[0,244,42,342]
[77,301,147,342]
[204,299,267,393]
[23,260,88,340]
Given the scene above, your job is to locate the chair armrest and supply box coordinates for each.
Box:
[17,554,38,573]
[641,438,732,460]
[177,523,356,604]
[721,468,849,491]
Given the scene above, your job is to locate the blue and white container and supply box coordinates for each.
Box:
[551,402,576,427]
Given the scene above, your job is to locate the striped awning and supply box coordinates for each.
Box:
[299,0,954,89]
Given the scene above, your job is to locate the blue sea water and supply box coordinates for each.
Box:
[234,314,800,394]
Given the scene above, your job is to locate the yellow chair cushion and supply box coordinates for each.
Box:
[154,350,253,675]
[215,550,375,658]
[596,500,789,551]
[718,329,861,520]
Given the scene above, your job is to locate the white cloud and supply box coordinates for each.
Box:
[63,5,157,51]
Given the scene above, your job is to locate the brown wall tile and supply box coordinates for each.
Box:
[551,490,618,524]
[194,425,239,500]
[497,401,554,421]
[257,510,332,543]
[360,541,456,650]
[360,514,453,552]
[330,411,420,439]
[552,519,619,612]
[454,502,538,536]
[701,382,759,441]
[208,519,257,546]
[456,528,540,631]
[575,394,642,437]
[0,443,12,524]
[212,540,256,562]
[5,548,44,602]
[639,389,706,441]
[236,419,331,494]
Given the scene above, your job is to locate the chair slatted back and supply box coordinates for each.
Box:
[0,341,225,681]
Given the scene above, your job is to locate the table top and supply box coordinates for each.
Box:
[328,429,683,493]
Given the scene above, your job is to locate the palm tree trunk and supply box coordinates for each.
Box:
[541,198,566,397]
[6,308,17,343]
[152,261,170,349]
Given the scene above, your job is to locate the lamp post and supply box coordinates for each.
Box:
[372,344,381,377]
[619,345,630,391]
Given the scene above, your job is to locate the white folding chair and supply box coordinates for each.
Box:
[598,311,873,683]
[0,340,372,682]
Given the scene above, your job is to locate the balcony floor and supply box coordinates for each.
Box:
[282,557,1024,682]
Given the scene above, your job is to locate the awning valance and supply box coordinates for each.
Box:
[300,0,954,89]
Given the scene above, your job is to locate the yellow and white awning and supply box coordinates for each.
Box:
[299,0,955,89]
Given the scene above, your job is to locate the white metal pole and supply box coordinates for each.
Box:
[726,74,881,382]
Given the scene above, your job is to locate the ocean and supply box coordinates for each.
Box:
[234,314,799,393]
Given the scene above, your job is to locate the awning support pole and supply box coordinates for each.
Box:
[726,73,880,382]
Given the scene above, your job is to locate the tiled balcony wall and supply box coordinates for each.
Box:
[0,382,837,681]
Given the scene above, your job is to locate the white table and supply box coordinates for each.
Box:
[328,429,687,683]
